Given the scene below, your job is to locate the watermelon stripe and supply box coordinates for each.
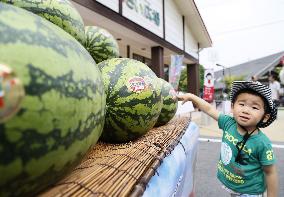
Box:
[155,78,178,126]
[1,0,85,43]
[0,6,87,58]
[26,64,102,100]
[85,26,119,63]
[0,111,104,165]
[0,158,79,197]
[24,7,84,34]
[108,106,160,126]
[102,112,143,141]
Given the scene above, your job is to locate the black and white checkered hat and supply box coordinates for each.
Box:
[230,81,277,128]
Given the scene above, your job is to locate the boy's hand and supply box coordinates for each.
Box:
[177,93,220,120]
[177,93,194,105]
[177,95,186,105]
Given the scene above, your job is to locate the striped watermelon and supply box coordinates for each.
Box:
[0,3,105,196]
[0,0,85,44]
[85,26,119,63]
[98,58,162,143]
[155,78,178,126]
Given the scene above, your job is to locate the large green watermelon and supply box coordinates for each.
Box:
[98,58,162,143]
[0,3,105,196]
[155,78,178,126]
[0,0,85,44]
[85,26,119,64]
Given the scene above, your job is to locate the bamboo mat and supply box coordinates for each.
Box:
[40,116,191,197]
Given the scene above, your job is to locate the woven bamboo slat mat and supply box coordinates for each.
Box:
[39,116,191,197]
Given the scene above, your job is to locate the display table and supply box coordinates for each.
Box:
[40,116,199,197]
[142,120,199,197]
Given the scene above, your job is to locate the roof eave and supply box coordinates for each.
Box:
[175,0,212,49]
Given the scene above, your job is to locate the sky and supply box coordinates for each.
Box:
[194,0,284,71]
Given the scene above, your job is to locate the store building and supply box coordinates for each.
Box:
[71,0,212,95]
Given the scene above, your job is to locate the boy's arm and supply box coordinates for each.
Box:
[178,93,220,121]
[263,164,278,197]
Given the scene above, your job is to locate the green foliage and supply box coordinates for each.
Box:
[199,65,205,89]
[178,67,187,92]
[178,64,205,92]
[223,75,245,90]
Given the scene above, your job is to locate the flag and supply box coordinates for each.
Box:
[169,55,184,90]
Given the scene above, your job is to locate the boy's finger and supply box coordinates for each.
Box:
[177,96,183,101]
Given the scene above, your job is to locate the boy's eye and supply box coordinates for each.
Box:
[239,103,244,106]
[252,106,259,110]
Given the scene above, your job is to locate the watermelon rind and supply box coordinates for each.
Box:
[98,58,162,143]
[155,78,178,126]
[0,3,105,196]
[0,0,86,44]
[85,26,119,64]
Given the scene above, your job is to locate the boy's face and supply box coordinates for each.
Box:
[231,93,270,129]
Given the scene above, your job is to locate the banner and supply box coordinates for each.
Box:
[203,69,214,102]
[169,55,184,91]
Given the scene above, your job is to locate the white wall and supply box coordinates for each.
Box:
[95,0,199,59]
[184,24,198,59]
[96,0,119,12]
[165,0,183,50]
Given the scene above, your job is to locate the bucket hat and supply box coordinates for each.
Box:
[230,81,277,128]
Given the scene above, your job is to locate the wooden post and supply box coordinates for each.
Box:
[127,45,130,58]
[187,63,200,95]
[151,46,164,78]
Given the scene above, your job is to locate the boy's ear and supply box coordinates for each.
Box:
[262,114,270,123]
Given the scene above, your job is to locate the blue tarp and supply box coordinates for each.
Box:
[143,121,199,197]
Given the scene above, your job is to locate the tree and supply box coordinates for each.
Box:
[223,75,245,90]
[178,64,205,92]
[178,67,187,92]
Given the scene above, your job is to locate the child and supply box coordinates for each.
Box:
[178,81,278,197]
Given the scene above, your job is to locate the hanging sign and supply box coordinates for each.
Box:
[122,0,163,37]
[203,69,214,103]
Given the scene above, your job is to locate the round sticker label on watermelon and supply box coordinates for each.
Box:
[143,76,155,91]
[128,76,146,93]
[0,64,25,123]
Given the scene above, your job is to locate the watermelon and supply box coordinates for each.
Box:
[98,58,162,143]
[85,26,119,64]
[0,3,105,196]
[0,0,85,44]
[155,78,178,126]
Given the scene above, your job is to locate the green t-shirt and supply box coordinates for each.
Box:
[217,114,276,194]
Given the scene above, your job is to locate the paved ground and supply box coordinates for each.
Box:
[195,141,284,197]
[190,109,284,196]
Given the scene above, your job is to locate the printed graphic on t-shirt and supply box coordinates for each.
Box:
[230,163,245,176]
[266,150,274,161]
[221,142,232,165]
[218,160,245,184]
